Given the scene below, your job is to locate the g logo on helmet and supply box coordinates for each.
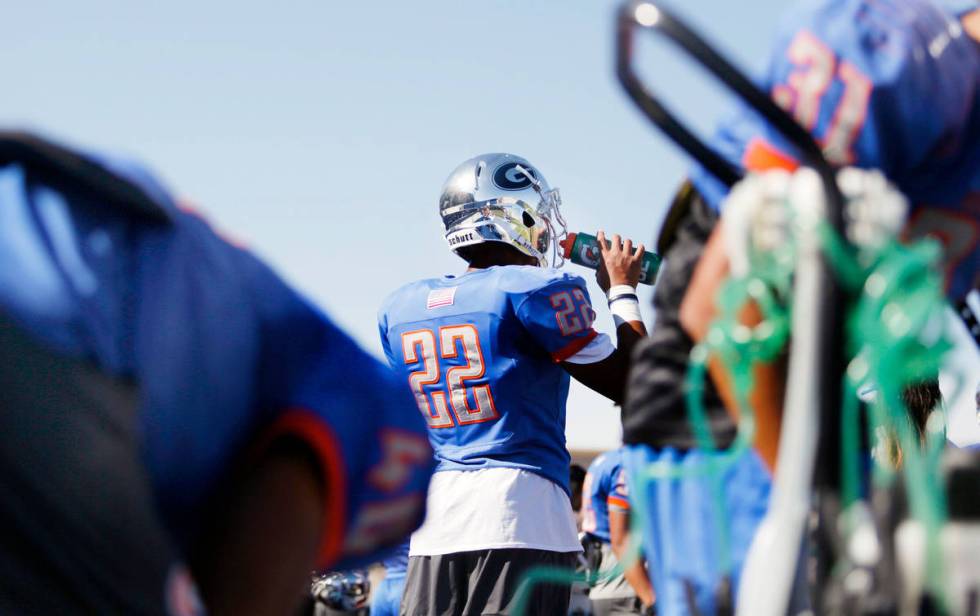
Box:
[492,162,536,191]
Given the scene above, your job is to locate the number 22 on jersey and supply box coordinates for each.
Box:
[401,325,499,429]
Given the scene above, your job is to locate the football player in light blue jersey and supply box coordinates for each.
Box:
[378,153,649,615]
[581,449,655,615]
[622,1,978,614]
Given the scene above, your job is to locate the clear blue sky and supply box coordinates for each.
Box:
[6,0,975,449]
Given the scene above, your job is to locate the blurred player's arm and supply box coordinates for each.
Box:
[190,437,324,616]
[561,232,648,405]
[608,508,655,609]
[679,218,785,471]
[965,8,980,39]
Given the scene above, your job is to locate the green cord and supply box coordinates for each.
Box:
[831,230,954,606]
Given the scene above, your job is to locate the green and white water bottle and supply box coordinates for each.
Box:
[559,232,661,285]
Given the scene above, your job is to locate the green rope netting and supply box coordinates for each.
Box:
[833,231,956,604]
[514,188,958,614]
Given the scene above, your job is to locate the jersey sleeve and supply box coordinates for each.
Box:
[607,466,631,512]
[513,276,612,363]
[242,253,434,571]
[580,466,600,535]
[377,307,398,370]
[692,0,979,209]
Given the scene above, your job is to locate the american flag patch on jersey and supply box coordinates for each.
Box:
[426,287,457,309]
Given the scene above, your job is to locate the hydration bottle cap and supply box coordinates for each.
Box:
[560,233,577,260]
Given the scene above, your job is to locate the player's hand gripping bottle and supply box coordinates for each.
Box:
[560,232,661,285]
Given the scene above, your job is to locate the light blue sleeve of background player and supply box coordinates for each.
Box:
[584,450,631,542]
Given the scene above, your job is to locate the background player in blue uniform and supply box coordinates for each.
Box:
[621,0,979,613]
[0,131,433,615]
[378,153,649,615]
[581,449,655,615]
[370,541,409,616]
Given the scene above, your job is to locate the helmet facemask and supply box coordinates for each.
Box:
[530,178,567,267]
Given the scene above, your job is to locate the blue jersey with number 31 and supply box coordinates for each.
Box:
[378,265,602,494]
[691,0,979,300]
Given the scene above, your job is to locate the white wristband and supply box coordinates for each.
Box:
[610,298,642,327]
[606,285,637,301]
[607,285,642,327]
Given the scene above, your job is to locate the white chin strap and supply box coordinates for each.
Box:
[514,164,568,267]
[543,214,565,267]
[539,190,567,267]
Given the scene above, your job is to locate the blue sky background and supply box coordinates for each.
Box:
[5,0,976,449]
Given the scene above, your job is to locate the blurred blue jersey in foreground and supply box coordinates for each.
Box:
[0,132,433,580]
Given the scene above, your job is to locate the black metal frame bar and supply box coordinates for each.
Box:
[613,2,850,596]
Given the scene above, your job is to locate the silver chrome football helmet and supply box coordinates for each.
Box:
[439,153,567,267]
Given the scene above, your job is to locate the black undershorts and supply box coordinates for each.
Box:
[400,548,576,616]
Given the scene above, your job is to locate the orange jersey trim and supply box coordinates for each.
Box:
[607,495,631,511]
[742,137,800,173]
[263,409,348,569]
[551,329,599,363]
